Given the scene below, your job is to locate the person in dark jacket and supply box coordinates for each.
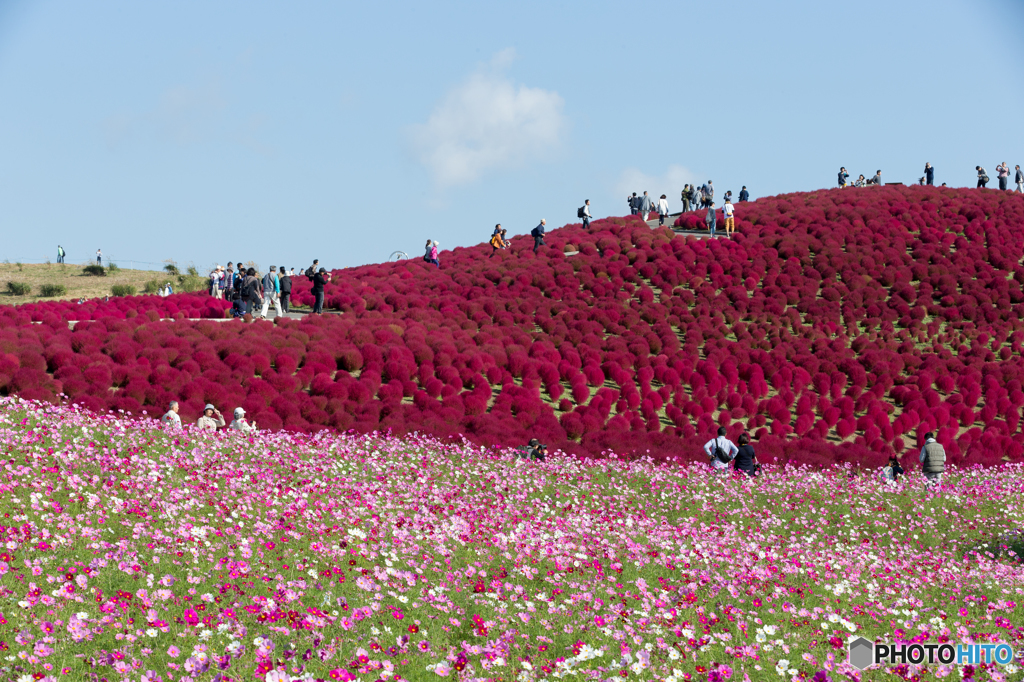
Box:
[311,267,331,315]
[532,220,546,253]
[733,433,758,477]
[242,267,262,316]
[838,167,849,188]
[738,186,749,202]
[924,163,934,186]
[278,266,292,313]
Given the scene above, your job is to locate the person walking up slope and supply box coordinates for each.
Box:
[260,266,283,319]
[705,201,717,237]
[279,267,292,313]
[57,245,65,264]
[1016,165,1024,193]
[639,192,653,221]
[580,200,592,229]
[657,195,669,226]
[531,220,546,253]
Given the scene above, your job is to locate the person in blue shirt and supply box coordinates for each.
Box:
[738,186,749,202]
[704,426,738,475]
[838,167,849,187]
[924,163,934,186]
[705,201,717,237]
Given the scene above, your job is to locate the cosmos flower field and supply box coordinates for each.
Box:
[1,398,1023,682]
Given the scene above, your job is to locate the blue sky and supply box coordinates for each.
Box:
[1,0,1022,272]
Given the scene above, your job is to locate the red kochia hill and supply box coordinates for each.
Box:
[2,186,1023,468]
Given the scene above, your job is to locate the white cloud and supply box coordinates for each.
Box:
[615,164,700,202]
[410,49,566,187]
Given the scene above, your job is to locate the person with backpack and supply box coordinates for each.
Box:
[579,200,592,229]
[919,432,945,492]
[531,220,546,253]
[304,259,319,279]
[705,201,718,237]
[311,267,331,314]
[57,245,65,264]
[241,267,262,316]
[278,266,292,313]
[628,193,638,215]
[638,191,653,221]
[259,266,283,319]
[704,426,738,475]
[976,166,989,188]
[489,225,508,258]
[656,194,669,226]
[680,185,691,213]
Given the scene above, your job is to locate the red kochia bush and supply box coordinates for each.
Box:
[1,186,1023,466]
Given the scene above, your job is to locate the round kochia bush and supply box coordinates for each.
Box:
[3,186,1024,467]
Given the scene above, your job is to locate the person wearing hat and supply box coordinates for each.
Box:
[229,407,256,433]
[196,404,225,432]
[160,401,181,428]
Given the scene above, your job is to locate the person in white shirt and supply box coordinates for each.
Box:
[582,200,592,229]
[229,407,256,433]
[723,198,736,236]
[160,401,181,428]
[657,195,670,227]
[196,404,226,432]
[703,426,738,474]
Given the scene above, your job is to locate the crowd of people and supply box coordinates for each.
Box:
[698,424,946,492]
[839,163,1023,192]
[206,260,332,318]
[160,401,256,433]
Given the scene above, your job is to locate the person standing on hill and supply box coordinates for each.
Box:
[924,163,934,186]
[56,245,65,264]
[919,431,945,493]
[243,267,262,316]
[657,194,669,226]
[739,186,749,202]
[96,249,102,265]
[706,181,715,205]
[705,201,717,237]
[639,191,653,221]
[976,166,989,188]
[581,199,592,229]
[681,185,692,213]
[531,220,546,253]
[304,259,319,279]
[996,162,1010,190]
[628,193,638,215]
[311,267,331,314]
[278,266,292,313]
[723,197,736,237]
[838,167,849,188]
[1016,165,1023,193]
[260,266,282,319]
[704,426,737,476]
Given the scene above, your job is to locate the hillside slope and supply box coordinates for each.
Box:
[2,186,1023,467]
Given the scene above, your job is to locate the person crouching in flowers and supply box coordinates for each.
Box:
[160,400,181,428]
[704,426,737,476]
[880,454,904,484]
[196,404,225,432]
[230,407,256,433]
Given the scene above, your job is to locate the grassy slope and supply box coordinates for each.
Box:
[0,262,169,305]
[1,398,1022,681]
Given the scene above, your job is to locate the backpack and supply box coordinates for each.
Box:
[577,206,586,219]
[713,438,731,463]
[531,226,540,238]
[304,266,315,279]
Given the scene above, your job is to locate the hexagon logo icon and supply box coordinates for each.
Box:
[848,637,874,670]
